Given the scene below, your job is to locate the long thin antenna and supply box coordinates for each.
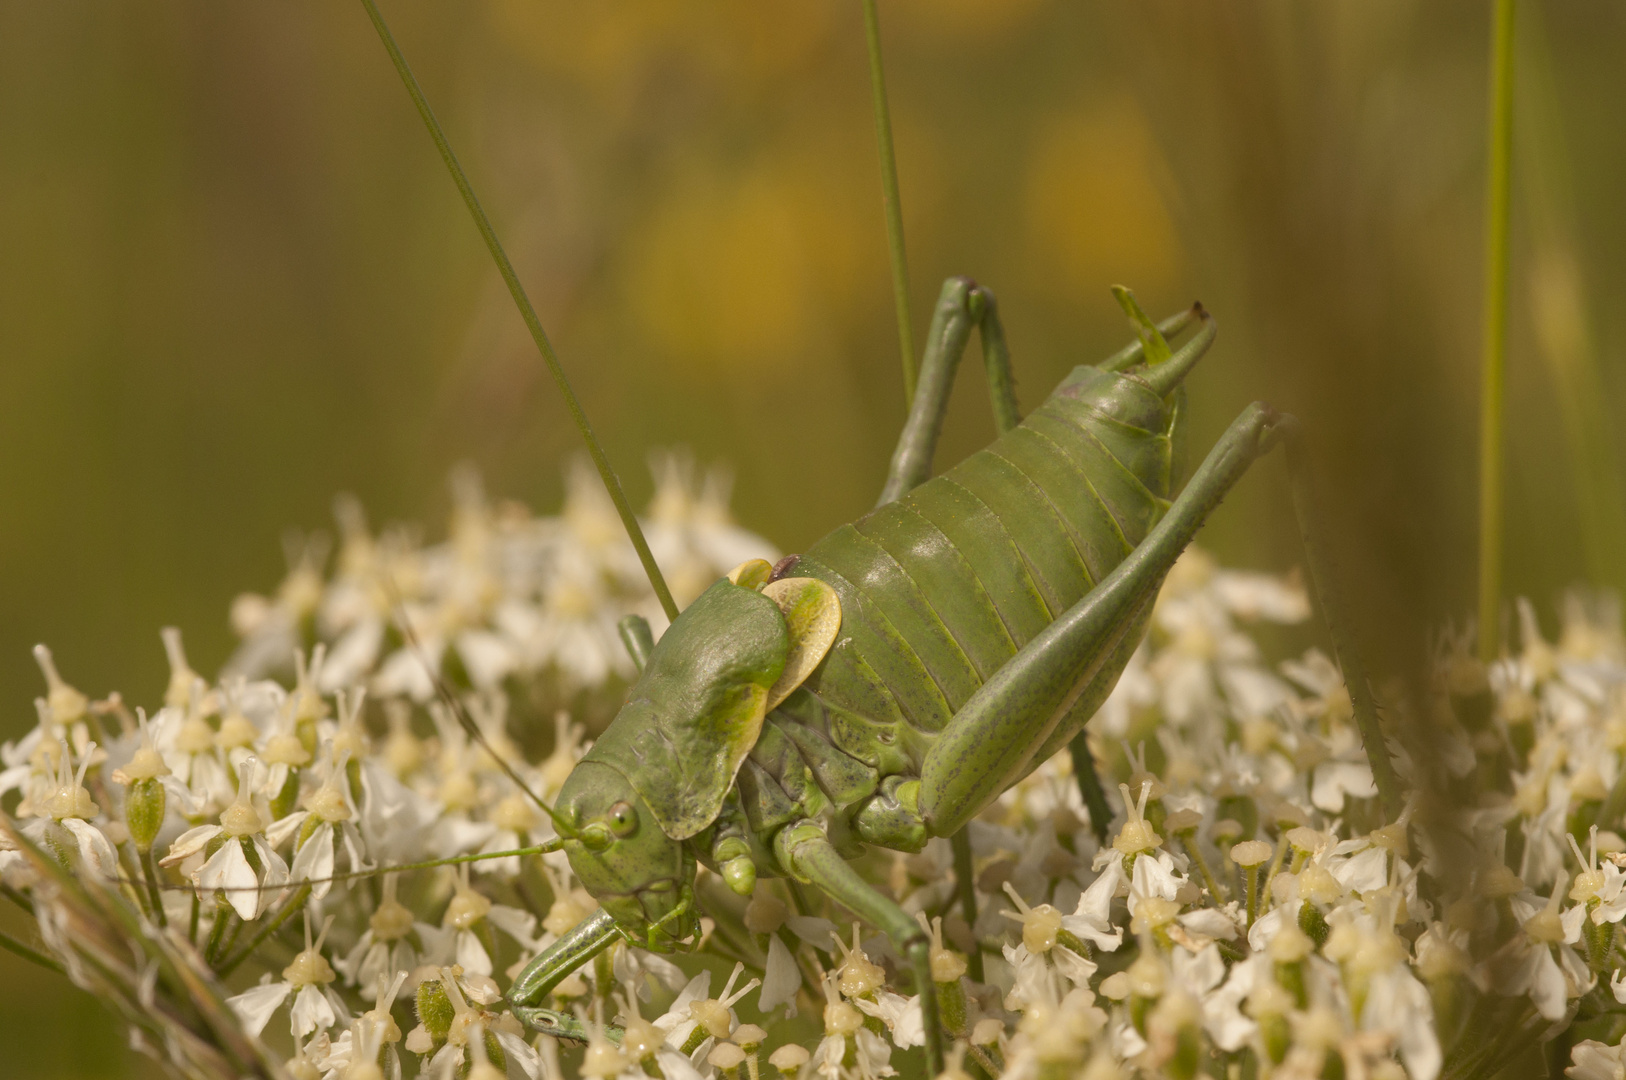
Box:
[1477,0,1516,662]
[148,844,564,894]
[861,0,918,406]
[360,0,678,622]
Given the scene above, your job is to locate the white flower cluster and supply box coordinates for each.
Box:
[226,452,777,704]
[3,464,1621,1080]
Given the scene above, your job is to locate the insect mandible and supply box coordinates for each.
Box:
[357,5,1395,1075]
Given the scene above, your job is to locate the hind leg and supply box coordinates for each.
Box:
[920,402,1287,836]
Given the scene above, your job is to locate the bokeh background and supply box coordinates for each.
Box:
[2,2,1624,1075]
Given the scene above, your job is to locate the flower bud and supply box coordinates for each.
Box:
[708,1041,747,1079]
[769,1044,810,1076]
[125,777,166,854]
[931,945,967,983]
[1230,840,1272,868]
[415,979,453,1046]
[823,999,863,1037]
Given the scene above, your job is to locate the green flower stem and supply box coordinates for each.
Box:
[203,897,234,967]
[0,927,64,975]
[2,883,35,916]
[950,828,984,983]
[1179,833,1225,902]
[141,850,167,928]
[218,882,312,978]
[1477,0,1517,663]
[1258,836,1289,912]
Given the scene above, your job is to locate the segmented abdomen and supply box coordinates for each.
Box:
[787,364,1176,774]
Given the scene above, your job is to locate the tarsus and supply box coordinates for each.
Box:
[360,0,678,621]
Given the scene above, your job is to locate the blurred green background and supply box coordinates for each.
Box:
[3,2,1624,1075]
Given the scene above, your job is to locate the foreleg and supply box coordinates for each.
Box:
[1277,418,1403,815]
[508,907,619,1016]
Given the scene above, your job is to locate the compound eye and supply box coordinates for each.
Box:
[608,801,638,838]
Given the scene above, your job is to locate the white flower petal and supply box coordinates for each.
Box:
[291,824,335,899]
[289,983,337,1037]
[1312,760,1377,813]
[495,1030,543,1080]
[1562,902,1589,945]
[252,835,289,892]
[655,1049,705,1080]
[784,915,837,947]
[1178,908,1239,941]
[226,981,291,1039]
[198,837,261,920]
[1172,943,1226,996]
[1363,967,1441,1080]
[1571,1040,1626,1080]
[264,810,309,851]
[486,903,539,949]
[1331,846,1388,894]
[758,934,801,1017]
[61,818,119,881]
[159,823,221,867]
[455,928,492,977]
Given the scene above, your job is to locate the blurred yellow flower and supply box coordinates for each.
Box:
[624,150,870,373]
[1023,100,1183,303]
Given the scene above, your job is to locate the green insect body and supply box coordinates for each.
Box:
[508,279,1303,1070]
[350,12,1297,1062]
[345,8,1389,1071]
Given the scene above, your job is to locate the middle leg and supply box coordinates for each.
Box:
[778,821,945,1077]
[878,277,1021,506]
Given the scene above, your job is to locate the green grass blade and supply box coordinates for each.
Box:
[1519,7,1626,594]
[861,0,918,405]
[1476,0,1516,662]
[360,0,678,621]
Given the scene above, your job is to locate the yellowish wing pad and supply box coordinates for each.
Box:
[760,577,841,712]
[726,559,774,591]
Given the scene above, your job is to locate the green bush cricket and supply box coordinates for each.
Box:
[349,4,1403,1074]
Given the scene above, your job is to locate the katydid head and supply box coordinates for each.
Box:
[556,760,697,952]
[556,573,842,950]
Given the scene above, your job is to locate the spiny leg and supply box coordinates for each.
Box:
[948,829,984,982]
[779,823,945,1077]
[1068,731,1114,846]
[920,402,1287,837]
[877,277,1021,507]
